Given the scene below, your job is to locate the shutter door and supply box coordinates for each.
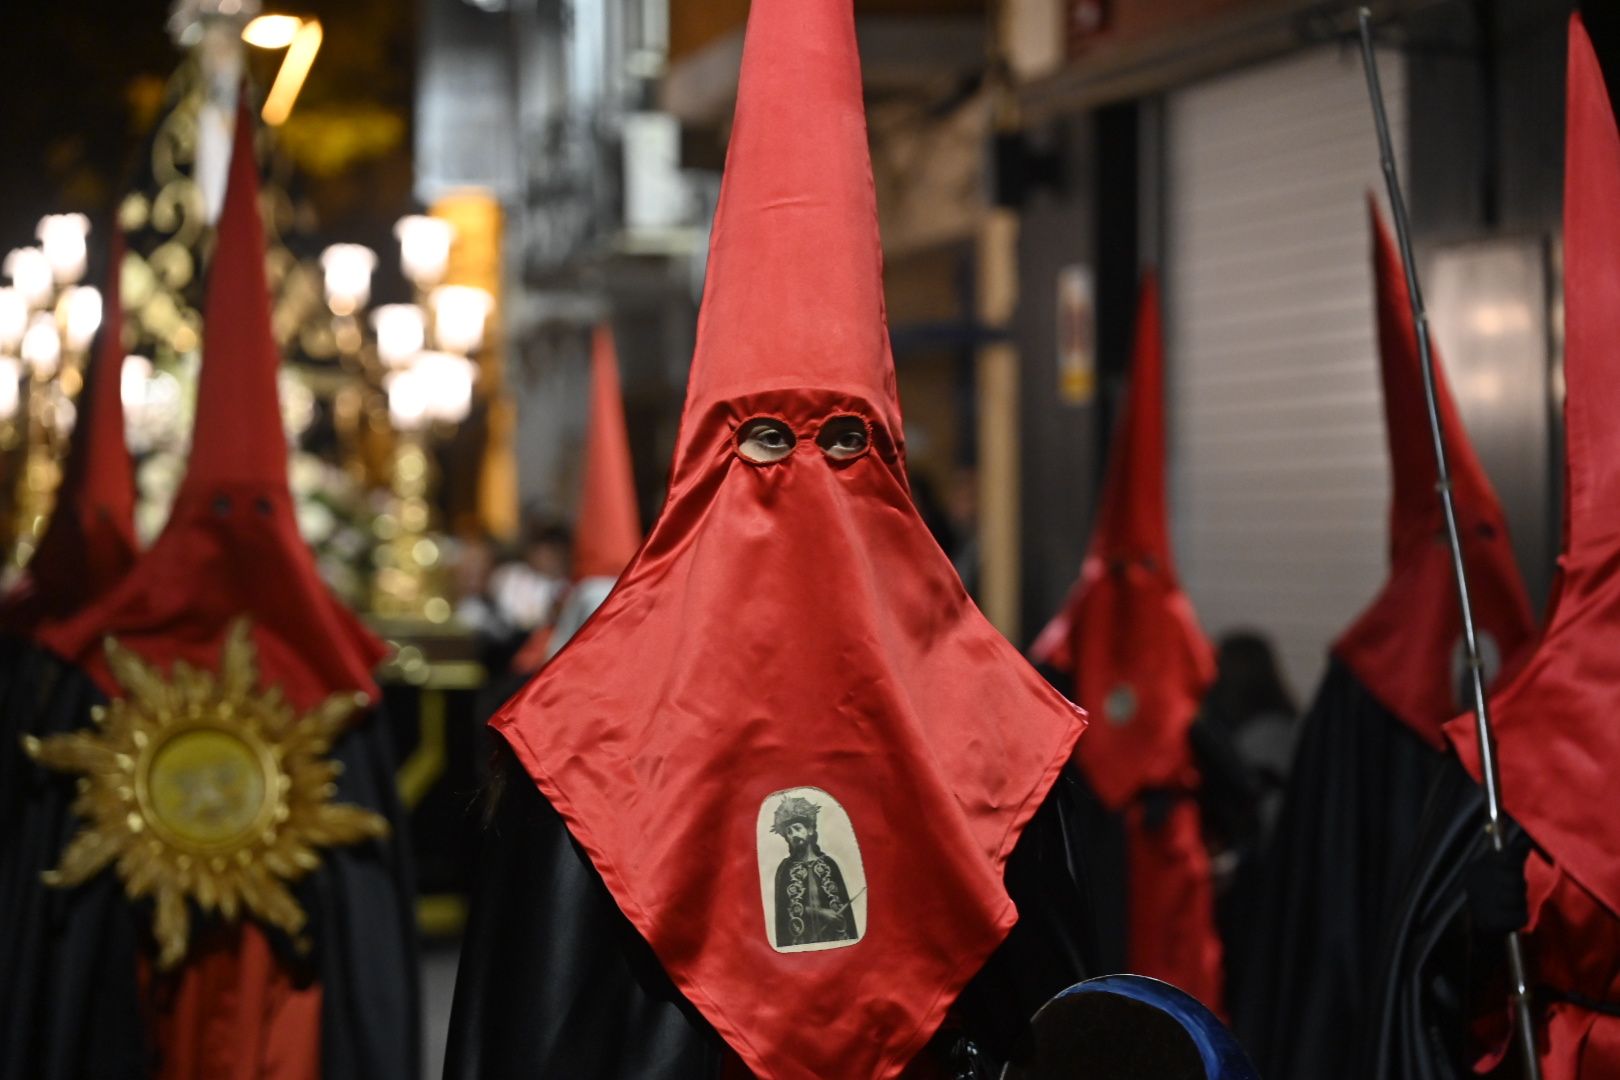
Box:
[1165,46,1406,698]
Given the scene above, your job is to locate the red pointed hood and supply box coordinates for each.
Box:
[674,0,900,456]
[492,2,1084,1076]
[1089,272,1173,572]
[1447,14,1620,920]
[40,101,385,711]
[571,325,641,579]
[1334,201,1535,748]
[0,230,138,634]
[1032,274,1215,807]
[1027,276,1223,1008]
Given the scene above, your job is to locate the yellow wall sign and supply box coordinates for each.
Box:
[1057,264,1097,405]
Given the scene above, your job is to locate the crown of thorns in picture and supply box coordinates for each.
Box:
[771,795,822,836]
[23,620,388,969]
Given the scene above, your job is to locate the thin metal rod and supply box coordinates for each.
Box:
[1355,10,1541,1079]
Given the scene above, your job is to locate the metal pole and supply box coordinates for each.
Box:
[1355,10,1541,1078]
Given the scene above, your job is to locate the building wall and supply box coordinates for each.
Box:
[669,0,985,62]
[1009,113,1103,646]
[1406,0,1574,612]
[1011,0,1580,694]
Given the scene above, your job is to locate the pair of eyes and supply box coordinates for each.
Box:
[736,416,869,464]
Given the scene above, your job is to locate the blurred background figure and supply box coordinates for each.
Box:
[488,518,571,637]
[531,324,642,667]
[1191,630,1297,1007]
[449,531,502,638]
[1198,631,1298,842]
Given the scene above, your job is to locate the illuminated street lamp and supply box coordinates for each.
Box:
[387,351,476,431]
[61,286,103,353]
[0,358,20,423]
[241,13,301,47]
[5,248,53,310]
[429,285,493,356]
[3,214,109,565]
[0,289,27,352]
[372,304,426,369]
[37,214,90,285]
[395,215,454,288]
[320,244,377,317]
[21,313,61,379]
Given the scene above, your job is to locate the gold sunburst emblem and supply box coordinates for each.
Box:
[24,619,388,968]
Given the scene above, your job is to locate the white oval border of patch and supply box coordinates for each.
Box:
[756,786,868,954]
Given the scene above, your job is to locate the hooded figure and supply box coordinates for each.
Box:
[6,100,418,1079]
[1228,199,1537,1079]
[1370,18,1620,1077]
[444,1,1097,1076]
[1030,275,1225,1012]
[0,227,148,1079]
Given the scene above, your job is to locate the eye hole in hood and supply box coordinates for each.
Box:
[817,415,870,462]
[736,417,797,463]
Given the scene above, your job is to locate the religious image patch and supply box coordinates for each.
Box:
[757,787,867,953]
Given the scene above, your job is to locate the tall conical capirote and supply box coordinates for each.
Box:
[1089,271,1173,571]
[1333,200,1535,748]
[491,1,1086,1076]
[1028,276,1223,1009]
[1445,12,1620,922]
[671,0,899,475]
[572,325,641,579]
[40,97,385,709]
[1,228,137,633]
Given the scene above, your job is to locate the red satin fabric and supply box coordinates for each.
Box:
[1524,857,1620,1078]
[573,325,641,579]
[1030,277,1223,1010]
[1126,800,1224,1011]
[1335,204,1535,749]
[495,5,1083,1075]
[143,924,322,1080]
[497,388,1083,1079]
[0,228,137,634]
[1446,14,1620,926]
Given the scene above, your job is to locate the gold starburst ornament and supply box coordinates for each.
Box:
[25,620,388,968]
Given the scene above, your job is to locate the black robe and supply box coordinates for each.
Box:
[0,638,420,1079]
[445,739,1103,1078]
[1229,658,1449,1080]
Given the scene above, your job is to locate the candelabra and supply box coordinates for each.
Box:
[320,215,487,623]
[0,214,105,568]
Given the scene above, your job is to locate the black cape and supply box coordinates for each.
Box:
[1229,658,1449,1080]
[1364,759,1520,1080]
[445,739,1103,1078]
[0,637,420,1079]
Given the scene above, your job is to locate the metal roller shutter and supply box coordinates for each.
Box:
[1165,46,1405,698]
